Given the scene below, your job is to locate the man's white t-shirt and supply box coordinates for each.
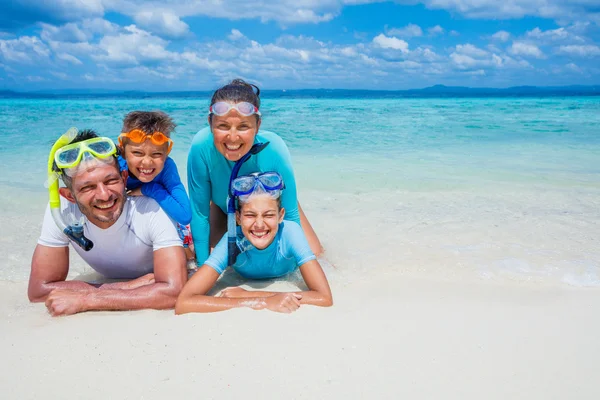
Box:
[38,196,182,279]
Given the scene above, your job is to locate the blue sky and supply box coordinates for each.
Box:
[1,0,600,91]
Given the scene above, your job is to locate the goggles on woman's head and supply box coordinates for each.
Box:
[118,129,173,154]
[231,171,284,197]
[209,101,261,117]
[54,137,117,170]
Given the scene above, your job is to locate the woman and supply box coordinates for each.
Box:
[187,79,322,265]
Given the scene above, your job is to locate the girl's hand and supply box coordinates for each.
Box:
[264,293,302,313]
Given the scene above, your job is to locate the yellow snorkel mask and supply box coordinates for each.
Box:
[47,129,117,251]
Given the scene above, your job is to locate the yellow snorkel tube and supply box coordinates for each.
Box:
[47,128,94,251]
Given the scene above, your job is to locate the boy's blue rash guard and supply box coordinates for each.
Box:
[187,127,301,265]
[119,156,192,226]
[205,221,315,279]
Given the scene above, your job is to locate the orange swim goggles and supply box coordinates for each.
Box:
[118,129,173,154]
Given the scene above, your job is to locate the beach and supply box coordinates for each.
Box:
[1,95,599,398]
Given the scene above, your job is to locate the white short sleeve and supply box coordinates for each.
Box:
[37,203,69,247]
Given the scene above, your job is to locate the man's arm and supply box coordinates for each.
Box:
[28,244,97,302]
[47,245,187,315]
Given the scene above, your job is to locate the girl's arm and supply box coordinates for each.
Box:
[174,265,304,314]
[142,158,192,225]
[220,259,333,307]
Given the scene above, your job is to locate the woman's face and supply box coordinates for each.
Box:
[210,109,261,162]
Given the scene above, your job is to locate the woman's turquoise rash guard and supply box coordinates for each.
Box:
[187,126,300,264]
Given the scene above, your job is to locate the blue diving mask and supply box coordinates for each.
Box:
[231,172,284,199]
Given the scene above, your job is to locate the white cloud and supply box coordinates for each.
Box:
[491,30,510,42]
[229,29,245,41]
[406,0,600,23]
[372,34,409,52]
[557,44,600,57]
[56,53,83,65]
[93,25,175,66]
[428,25,444,36]
[525,26,585,44]
[509,42,545,58]
[133,11,190,38]
[40,22,88,42]
[386,24,423,38]
[565,62,583,73]
[454,43,489,58]
[0,36,50,63]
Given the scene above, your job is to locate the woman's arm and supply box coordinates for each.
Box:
[187,141,212,264]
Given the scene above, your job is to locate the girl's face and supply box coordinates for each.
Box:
[121,141,168,182]
[236,194,285,250]
[210,109,261,161]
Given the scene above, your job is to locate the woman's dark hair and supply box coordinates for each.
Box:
[210,79,261,122]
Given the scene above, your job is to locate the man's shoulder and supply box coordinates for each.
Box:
[127,196,163,217]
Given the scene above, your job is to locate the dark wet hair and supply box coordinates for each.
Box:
[122,110,176,139]
[210,79,261,122]
[54,129,119,189]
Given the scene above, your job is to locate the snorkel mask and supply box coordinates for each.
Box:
[231,172,285,202]
[47,129,118,251]
[226,142,270,266]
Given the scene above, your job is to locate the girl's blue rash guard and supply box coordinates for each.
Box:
[119,156,192,226]
[205,221,315,279]
[187,127,301,264]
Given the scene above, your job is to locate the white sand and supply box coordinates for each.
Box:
[2,274,599,400]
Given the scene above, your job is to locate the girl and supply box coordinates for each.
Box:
[176,172,332,314]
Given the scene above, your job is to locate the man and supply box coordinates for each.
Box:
[29,129,187,316]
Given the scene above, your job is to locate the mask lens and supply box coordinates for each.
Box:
[257,172,283,189]
[232,176,256,194]
[236,102,255,116]
[87,140,114,155]
[56,147,81,166]
[212,102,231,116]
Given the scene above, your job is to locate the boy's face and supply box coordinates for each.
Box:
[121,140,168,182]
[236,194,285,250]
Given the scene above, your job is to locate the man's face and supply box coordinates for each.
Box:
[65,161,127,229]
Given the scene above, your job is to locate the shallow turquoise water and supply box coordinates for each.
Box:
[1,96,599,285]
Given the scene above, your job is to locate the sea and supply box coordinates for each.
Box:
[0,93,599,287]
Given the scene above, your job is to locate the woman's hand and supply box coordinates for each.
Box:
[263,293,302,314]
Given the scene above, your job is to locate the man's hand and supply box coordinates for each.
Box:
[45,289,91,317]
[263,293,302,314]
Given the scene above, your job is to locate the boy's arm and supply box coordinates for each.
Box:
[141,158,192,225]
